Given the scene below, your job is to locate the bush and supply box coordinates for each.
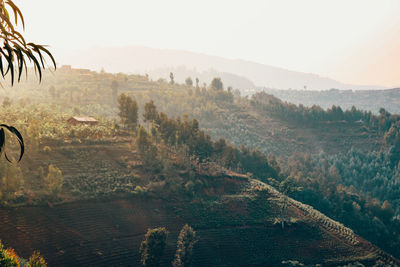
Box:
[0,161,24,202]
[0,241,20,267]
[28,251,47,267]
[139,227,169,267]
[173,224,198,267]
[44,165,64,197]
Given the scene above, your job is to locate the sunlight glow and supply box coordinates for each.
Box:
[17,0,400,87]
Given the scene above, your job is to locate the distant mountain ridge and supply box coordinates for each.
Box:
[54,46,387,91]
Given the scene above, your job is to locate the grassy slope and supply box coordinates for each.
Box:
[0,140,397,266]
[4,69,384,158]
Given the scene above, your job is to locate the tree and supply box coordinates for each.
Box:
[0,0,56,162]
[0,158,23,200]
[210,77,223,90]
[278,176,301,229]
[143,100,159,123]
[185,77,193,87]
[44,164,63,197]
[172,225,198,267]
[139,227,169,267]
[169,72,175,85]
[195,77,199,88]
[117,93,138,129]
[136,126,160,171]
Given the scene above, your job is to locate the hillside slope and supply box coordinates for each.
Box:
[263,87,400,114]
[0,141,397,266]
[0,176,397,266]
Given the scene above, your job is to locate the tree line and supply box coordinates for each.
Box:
[118,95,279,181]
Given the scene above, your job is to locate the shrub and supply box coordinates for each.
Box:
[0,241,20,267]
[139,227,168,267]
[0,161,24,201]
[28,251,47,267]
[172,224,198,267]
[44,165,64,197]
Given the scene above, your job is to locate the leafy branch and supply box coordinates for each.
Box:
[0,0,56,85]
[0,0,56,162]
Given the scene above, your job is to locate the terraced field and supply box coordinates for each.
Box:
[0,176,398,266]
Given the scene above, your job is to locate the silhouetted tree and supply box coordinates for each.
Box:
[170,72,175,85]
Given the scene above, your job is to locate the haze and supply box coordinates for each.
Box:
[19,0,400,87]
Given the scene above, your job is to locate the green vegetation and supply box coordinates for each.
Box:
[0,241,47,267]
[140,227,169,267]
[28,252,47,267]
[1,67,400,264]
[263,87,400,115]
[173,224,198,267]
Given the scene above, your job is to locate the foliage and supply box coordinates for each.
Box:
[136,126,160,171]
[143,100,159,123]
[0,159,23,201]
[27,251,47,267]
[0,0,56,85]
[0,124,24,162]
[0,0,57,163]
[172,224,198,267]
[139,227,168,267]
[279,149,400,256]
[44,164,63,197]
[210,77,223,90]
[118,93,138,129]
[0,241,20,267]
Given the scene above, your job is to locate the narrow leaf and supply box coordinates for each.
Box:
[0,124,25,162]
[0,128,5,155]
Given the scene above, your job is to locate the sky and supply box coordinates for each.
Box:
[17,0,400,87]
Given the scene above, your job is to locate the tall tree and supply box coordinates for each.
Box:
[173,225,198,267]
[143,100,159,123]
[169,72,175,85]
[139,227,168,267]
[117,93,138,129]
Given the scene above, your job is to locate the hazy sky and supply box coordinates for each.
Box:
[18,0,400,87]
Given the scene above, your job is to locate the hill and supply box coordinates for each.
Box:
[2,68,385,158]
[262,87,400,114]
[2,68,400,262]
[54,46,387,91]
[0,139,398,266]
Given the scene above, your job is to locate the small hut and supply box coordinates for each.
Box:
[67,116,98,126]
